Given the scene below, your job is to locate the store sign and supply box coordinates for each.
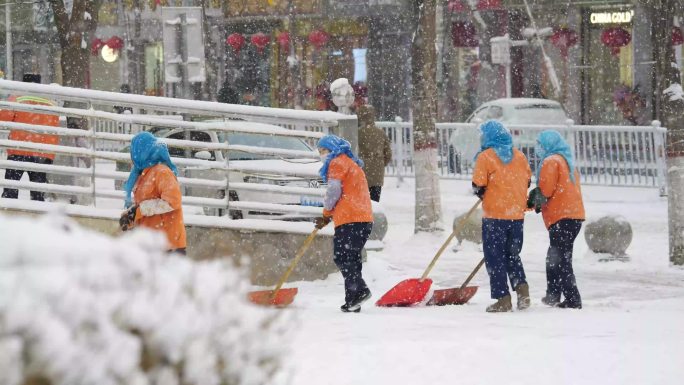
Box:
[590,10,634,24]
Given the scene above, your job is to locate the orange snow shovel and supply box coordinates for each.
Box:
[248,228,319,307]
[375,200,482,307]
[427,257,485,306]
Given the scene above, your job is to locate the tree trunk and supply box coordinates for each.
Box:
[412,0,442,233]
[49,0,100,89]
[651,0,684,265]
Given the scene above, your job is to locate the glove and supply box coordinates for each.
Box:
[314,216,332,229]
[472,183,486,200]
[119,204,138,231]
[527,187,547,213]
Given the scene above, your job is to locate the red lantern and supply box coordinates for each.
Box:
[550,27,578,58]
[601,27,631,56]
[277,31,290,50]
[451,21,478,48]
[476,0,502,10]
[104,36,124,51]
[448,0,468,12]
[308,30,329,50]
[91,38,104,56]
[226,33,245,54]
[673,27,684,46]
[250,32,270,54]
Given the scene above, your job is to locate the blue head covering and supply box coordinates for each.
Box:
[317,134,364,182]
[535,130,576,183]
[473,120,514,164]
[123,132,178,208]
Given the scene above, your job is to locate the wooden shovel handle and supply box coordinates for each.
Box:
[270,227,320,300]
[460,257,485,290]
[420,199,482,280]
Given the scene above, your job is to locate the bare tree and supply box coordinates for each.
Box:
[412,0,442,232]
[48,0,101,88]
[649,0,684,265]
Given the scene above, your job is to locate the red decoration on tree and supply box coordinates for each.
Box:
[550,27,578,58]
[276,31,290,50]
[308,30,329,50]
[250,32,270,54]
[451,21,478,48]
[476,0,502,10]
[91,38,104,56]
[226,33,246,54]
[448,0,468,12]
[673,27,684,46]
[104,36,124,51]
[601,27,631,56]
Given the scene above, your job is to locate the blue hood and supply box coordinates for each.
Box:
[317,134,364,182]
[473,120,514,164]
[536,130,576,183]
[123,132,178,208]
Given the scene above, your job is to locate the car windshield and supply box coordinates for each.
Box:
[506,104,567,124]
[218,132,314,161]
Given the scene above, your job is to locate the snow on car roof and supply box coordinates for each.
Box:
[484,98,562,107]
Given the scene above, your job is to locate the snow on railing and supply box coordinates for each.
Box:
[0,84,331,219]
[376,120,668,194]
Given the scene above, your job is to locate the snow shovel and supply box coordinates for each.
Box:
[248,227,319,307]
[427,257,485,306]
[375,200,482,307]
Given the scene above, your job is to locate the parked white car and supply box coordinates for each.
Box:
[116,122,325,220]
[447,98,570,173]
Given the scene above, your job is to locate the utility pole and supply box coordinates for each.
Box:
[412,0,442,233]
[5,2,12,80]
[650,0,684,265]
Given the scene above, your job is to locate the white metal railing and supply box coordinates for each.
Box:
[0,80,352,219]
[377,120,668,193]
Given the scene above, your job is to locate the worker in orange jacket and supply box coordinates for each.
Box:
[528,130,585,309]
[472,120,532,313]
[119,132,187,254]
[314,134,374,313]
[1,74,59,201]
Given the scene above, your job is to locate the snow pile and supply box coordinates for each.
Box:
[664,83,683,102]
[0,213,291,385]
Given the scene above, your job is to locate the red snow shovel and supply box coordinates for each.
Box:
[427,257,485,306]
[375,200,482,307]
[248,228,319,307]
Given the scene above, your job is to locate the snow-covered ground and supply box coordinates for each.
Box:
[287,177,684,385]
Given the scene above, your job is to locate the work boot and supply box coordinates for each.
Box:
[557,300,582,309]
[341,288,371,313]
[541,295,561,307]
[486,295,512,313]
[515,283,531,310]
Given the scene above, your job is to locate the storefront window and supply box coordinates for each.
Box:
[585,16,639,125]
[145,43,163,96]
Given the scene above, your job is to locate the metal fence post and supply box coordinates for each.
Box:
[652,120,668,196]
[395,116,404,186]
[87,103,97,207]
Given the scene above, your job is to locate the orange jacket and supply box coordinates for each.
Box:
[538,154,585,228]
[323,154,374,227]
[132,164,187,250]
[0,95,60,160]
[472,148,532,220]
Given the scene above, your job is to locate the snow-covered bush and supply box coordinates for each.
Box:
[0,213,291,385]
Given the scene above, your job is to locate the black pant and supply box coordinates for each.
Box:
[369,186,382,202]
[546,219,583,305]
[2,155,52,201]
[333,222,373,303]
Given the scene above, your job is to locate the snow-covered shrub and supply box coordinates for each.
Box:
[0,213,292,385]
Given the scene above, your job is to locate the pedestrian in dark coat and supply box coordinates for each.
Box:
[314,134,374,313]
[529,130,585,309]
[472,120,532,313]
[357,105,392,202]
